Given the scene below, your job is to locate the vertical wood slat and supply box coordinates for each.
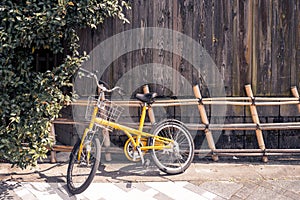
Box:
[271,0,280,96]
[244,0,253,88]
[251,0,258,94]
[172,0,180,95]
[193,84,218,161]
[231,0,239,96]
[245,84,268,162]
[256,0,272,95]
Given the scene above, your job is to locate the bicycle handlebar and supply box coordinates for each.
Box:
[78,68,121,93]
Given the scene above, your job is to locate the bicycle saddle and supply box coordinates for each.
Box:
[136,93,157,104]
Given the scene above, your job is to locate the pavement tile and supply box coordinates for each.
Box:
[266,180,300,194]
[283,190,300,200]
[184,182,222,200]
[199,181,243,199]
[229,195,243,200]
[146,181,207,200]
[259,180,287,194]
[234,182,259,199]
[153,192,174,200]
[246,185,293,200]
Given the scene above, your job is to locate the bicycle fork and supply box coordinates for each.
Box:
[78,106,99,162]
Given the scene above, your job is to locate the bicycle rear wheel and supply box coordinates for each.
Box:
[149,119,194,174]
[67,137,101,194]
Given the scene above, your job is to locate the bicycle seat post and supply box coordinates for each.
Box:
[138,103,147,132]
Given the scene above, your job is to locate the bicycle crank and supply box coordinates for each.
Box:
[124,137,147,162]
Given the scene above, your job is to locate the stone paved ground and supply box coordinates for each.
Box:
[1,152,300,199]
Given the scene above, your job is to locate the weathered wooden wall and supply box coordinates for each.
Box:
[78,0,300,97]
[58,0,300,149]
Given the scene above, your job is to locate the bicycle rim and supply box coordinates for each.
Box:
[150,120,194,174]
[67,137,101,194]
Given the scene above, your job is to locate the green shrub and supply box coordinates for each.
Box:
[0,0,129,169]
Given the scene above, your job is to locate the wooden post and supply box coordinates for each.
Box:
[245,84,267,162]
[193,85,218,161]
[50,123,57,163]
[143,85,156,124]
[99,85,112,161]
[291,86,300,113]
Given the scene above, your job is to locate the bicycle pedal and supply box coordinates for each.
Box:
[133,151,139,161]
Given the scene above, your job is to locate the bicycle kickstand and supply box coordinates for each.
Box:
[135,146,150,168]
[135,146,144,164]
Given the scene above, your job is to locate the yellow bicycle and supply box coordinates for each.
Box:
[67,68,195,194]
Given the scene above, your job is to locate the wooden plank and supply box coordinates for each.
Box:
[129,0,143,98]
[251,0,258,94]
[112,4,133,93]
[211,0,228,94]
[254,0,280,118]
[288,0,297,88]
[172,0,182,95]
[256,0,272,95]
[243,0,253,91]
[270,0,280,96]
[152,0,173,94]
[217,0,233,96]
[233,0,249,96]
[297,0,300,90]
[277,1,291,95]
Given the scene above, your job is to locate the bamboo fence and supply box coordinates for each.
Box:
[50,85,300,163]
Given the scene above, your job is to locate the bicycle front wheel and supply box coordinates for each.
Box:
[67,137,101,194]
[149,119,194,174]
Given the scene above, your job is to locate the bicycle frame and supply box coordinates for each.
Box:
[68,69,194,195]
[78,95,174,161]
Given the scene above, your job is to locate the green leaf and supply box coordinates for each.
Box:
[0,0,130,169]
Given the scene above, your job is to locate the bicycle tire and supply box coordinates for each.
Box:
[67,137,101,194]
[149,119,194,174]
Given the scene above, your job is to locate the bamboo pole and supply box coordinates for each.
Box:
[71,98,300,107]
[193,85,218,161]
[291,86,300,113]
[143,85,156,124]
[245,85,267,162]
[51,120,300,131]
[51,145,300,158]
